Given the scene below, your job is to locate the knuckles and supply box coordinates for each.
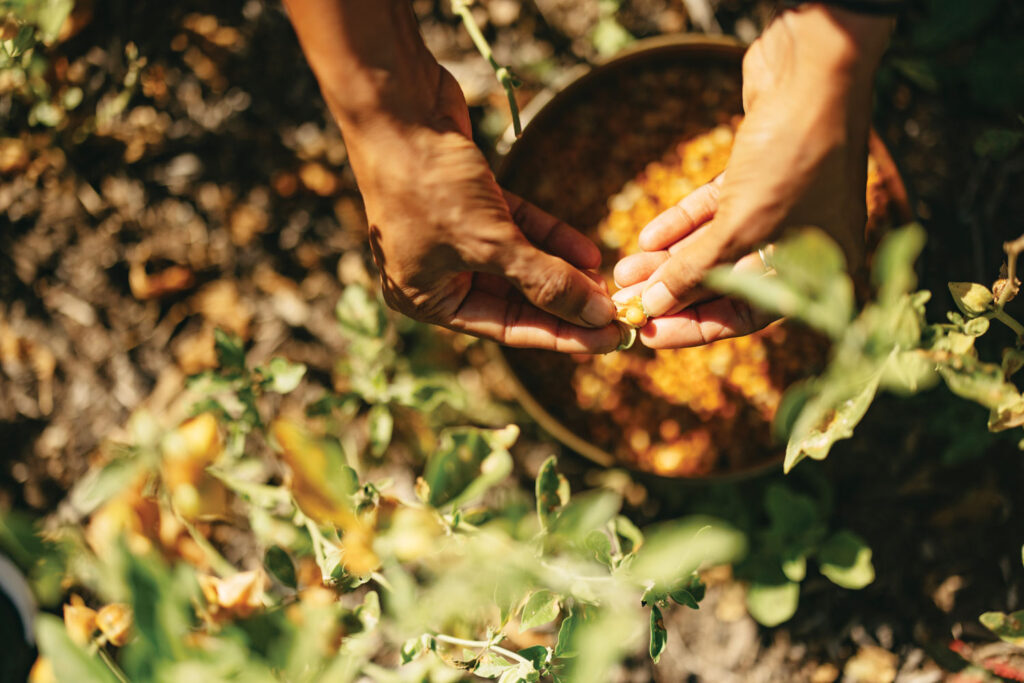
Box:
[525,265,579,314]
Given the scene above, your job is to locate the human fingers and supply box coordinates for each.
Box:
[614,250,766,312]
[447,285,623,353]
[638,294,777,349]
[637,175,724,252]
[640,246,767,318]
[504,190,602,270]
[613,251,669,288]
[489,238,616,328]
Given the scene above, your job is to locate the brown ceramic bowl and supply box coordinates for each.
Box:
[490,35,911,482]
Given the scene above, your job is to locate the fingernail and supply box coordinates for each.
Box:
[580,293,615,327]
[611,288,634,304]
[642,282,675,317]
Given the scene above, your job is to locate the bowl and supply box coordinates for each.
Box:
[491,35,911,482]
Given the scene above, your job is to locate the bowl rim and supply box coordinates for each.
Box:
[489,34,910,483]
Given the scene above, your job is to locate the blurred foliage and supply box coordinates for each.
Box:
[1,285,753,682]
[709,224,1024,472]
[1,0,78,126]
[711,224,1024,639]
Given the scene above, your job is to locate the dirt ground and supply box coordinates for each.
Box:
[2,0,1024,680]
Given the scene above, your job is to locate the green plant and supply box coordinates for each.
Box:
[2,284,751,682]
[735,482,873,627]
[708,223,1024,472]
[1,0,78,126]
[709,223,1024,640]
[452,0,523,136]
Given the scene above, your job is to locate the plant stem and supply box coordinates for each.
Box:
[433,633,532,666]
[451,0,523,137]
[370,571,394,592]
[298,509,334,582]
[992,308,1024,340]
[97,647,130,683]
[166,497,236,578]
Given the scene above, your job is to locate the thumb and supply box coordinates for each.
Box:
[499,241,616,328]
[640,229,730,317]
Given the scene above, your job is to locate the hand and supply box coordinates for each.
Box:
[350,69,621,353]
[284,0,621,353]
[613,4,893,349]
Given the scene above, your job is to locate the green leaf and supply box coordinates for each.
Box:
[400,635,430,664]
[818,531,875,589]
[498,661,541,683]
[271,420,359,528]
[764,484,819,536]
[974,128,1024,160]
[784,365,883,473]
[336,285,387,338]
[613,515,644,555]
[32,0,75,42]
[214,328,246,372]
[937,357,1019,411]
[0,509,48,569]
[535,456,570,532]
[423,425,518,509]
[873,224,926,306]
[516,645,549,669]
[264,545,297,589]
[948,282,993,318]
[35,614,118,683]
[707,228,854,338]
[367,404,393,457]
[119,550,193,675]
[980,610,1024,646]
[589,15,634,57]
[207,468,291,508]
[550,490,621,544]
[746,582,800,627]
[355,590,380,630]
[648,605,667,663]
[781,554,807,582]
[888,58,940,92]
[520,590,561,631]
[773,382,813,443]
[554,610,582,658]
[629,516,747,589]
[68,455,145,517]
[1003,348,1024,379]
[261,357,306,394]
[989,395,1024,432]
[584,530,613,567]
[962,316,990,337]
[669,574,705,609]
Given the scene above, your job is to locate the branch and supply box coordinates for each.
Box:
[451,0,523,137]
[433,633,532,666]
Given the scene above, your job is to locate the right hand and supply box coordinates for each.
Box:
[344,68,622,354]
[611,4,893,349]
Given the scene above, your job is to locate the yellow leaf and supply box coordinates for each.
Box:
[272,419,379,574]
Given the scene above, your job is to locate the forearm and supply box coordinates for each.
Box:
[780,4,893,86]
[282,0,442,130]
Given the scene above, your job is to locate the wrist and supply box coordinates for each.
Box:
[284,0,444,131]
[781,4,893,86]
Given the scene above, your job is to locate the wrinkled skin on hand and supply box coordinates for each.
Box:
[348,69,621,354]
[613,5,893,349]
